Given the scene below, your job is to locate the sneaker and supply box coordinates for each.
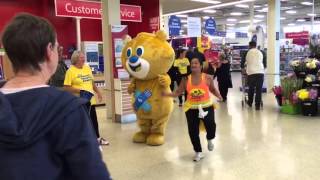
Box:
[193,152,204,162]
[98,137,110,146]
[207,140,214,151]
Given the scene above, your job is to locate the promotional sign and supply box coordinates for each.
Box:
[168,15,181,36]
[55,0,142,22]
[149,17,160,32]
[285,31,309,39]
[205,18,216,36]
[187,17,202,37]
[111,25,129,79]
[213,31,226,37]
[236,32,248,38]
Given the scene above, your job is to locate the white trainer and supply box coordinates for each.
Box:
[207,140,214,151]
[193,152,205,162]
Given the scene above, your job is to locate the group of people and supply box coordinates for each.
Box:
[0,13,111,179]
[0,12,268,179]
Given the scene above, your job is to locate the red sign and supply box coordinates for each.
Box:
[54,0,142,22]
[120,4,142,22]
[149,17,160,32]
[285,31,309,39]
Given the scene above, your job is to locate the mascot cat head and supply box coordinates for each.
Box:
[121,30,175,80]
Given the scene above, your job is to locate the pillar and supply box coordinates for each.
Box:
[102,0,121,120]
[75,17,81,50]
[267,0,281,88]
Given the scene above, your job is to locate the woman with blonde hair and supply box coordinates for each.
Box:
[64,50,109,146]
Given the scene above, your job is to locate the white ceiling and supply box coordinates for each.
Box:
[160,0,320,31]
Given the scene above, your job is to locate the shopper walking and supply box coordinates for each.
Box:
[48,46,68,87]
[0,13,111,180]
[64,51,109,146]
[164,57,222,162]
[241,41,266,110]
[173,48,190,106]
[215,47,233,102]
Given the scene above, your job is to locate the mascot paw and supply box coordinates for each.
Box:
[158,75,170,87]
[133,132,148,143]
[146,133,164,146]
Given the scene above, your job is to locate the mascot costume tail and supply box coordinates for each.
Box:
[121,30,175,146]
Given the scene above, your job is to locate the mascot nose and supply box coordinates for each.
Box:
[129,56,139,64]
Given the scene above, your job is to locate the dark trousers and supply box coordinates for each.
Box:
[185,107,216,152]
[170,80,175,92]
[218,81,229,101]
[86,102,100,138]
[247,74,264,107]
[177,77,187,104]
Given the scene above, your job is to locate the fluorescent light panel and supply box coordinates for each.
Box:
[163,0,255,17]
[255,15,265,18]
[176,14,188,17]
[301,2,313,6]
[308,13,317,17]
[288,23,295,26]
[286,10,297,14]
[227,18,237,22]
[203,10,217,13]
[297,19,306,22]
[235,4,249,8]
[190,0,221,4]
[231,12,243,16]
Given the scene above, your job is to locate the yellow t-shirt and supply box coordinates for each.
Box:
[174,58,190,75]
[64,64,96,104]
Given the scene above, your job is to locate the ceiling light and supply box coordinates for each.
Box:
[230,12,243,16]
[227,24,235,26]
[308,13,317,17]
[163,0,255,17]
[297,19,306,22]
[280,17,286,20]
[203,16,210,19]
[257,7,268,12]
[254,5,262,8]
[239,19,263,23]
[227,18,237,22]
[286,10,297,14]
[203,10,217,13]
[176,14,188,18]
[301,2,313,6]
[235,4,249,8]
[255,15,265,18]
[190,0,221,4]
[288,23,295,26]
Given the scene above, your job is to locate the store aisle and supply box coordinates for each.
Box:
[97,73,320,180]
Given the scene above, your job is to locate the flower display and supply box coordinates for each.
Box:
[272,86,282,96]
[296,88,318,101]
[305,74,316,83]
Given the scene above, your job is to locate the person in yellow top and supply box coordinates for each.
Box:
[64,51,109,146]
[164,57,222,162]
[173,48,190,106]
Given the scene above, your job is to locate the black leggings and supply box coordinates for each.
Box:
[185,107,216,152]
[176,77,187,104]
[86,103,100,138]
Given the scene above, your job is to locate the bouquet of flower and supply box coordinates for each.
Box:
[296,88,318,101]
[290,59,306,72]
[281,76,304,105]
[305,58,320,74]
[305,74,316,83]
[273,86,283,106]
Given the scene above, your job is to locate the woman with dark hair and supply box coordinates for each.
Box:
[215,47,233,102]
[164,57,222,162]
[173,48,190,106]
[0,13,111,180]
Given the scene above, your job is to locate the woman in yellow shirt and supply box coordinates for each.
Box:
[173,48,190,106]
[64,51,109,146]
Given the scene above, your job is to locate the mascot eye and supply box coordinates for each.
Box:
[136,46,144,57]
[126,48,132,58]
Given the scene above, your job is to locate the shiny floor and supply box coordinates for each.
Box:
[97,73,320,180]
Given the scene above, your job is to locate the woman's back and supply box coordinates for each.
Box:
[0,87,111,180]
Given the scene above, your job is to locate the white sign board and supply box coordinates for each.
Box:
[187,17,201,37]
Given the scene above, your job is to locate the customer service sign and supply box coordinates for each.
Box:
[55,0,142,22]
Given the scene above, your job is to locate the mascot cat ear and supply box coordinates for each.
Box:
[155,30,168,42]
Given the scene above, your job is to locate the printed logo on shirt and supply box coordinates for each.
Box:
[190,89,205,100]
[77,74,92,82]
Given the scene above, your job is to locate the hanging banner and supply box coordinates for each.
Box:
[187,17,201,37]
[285,31,309,39]
[168,15,181,36]
[205,18,216,35]
[55,0,142,22]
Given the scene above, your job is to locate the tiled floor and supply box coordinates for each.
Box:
[97,73,320,180]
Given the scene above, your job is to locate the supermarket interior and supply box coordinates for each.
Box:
[1,0,320,180]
